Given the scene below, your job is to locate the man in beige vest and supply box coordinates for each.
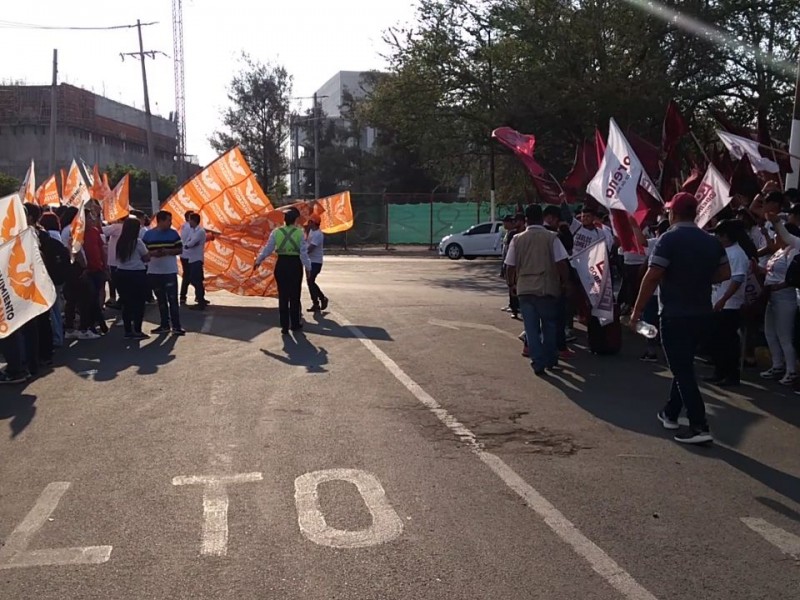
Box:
[505,204,569,375]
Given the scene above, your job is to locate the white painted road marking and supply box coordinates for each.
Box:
[334,311,658,600]
[173,473,263,556]
[741,518,800,559]
[295,469,403,549]
[429,318,520,341]
[0,482,112,570]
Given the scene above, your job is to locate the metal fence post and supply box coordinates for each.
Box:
[383,191,389,250]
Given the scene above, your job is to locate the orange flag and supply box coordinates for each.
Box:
[90,164,106,200]
[103,174,130,222]
[35,175,60,207]
[70,201,87,257]
[60,168,67,199]
[62,160,91,208]
[315,191,354,234]
[18,160,36,205]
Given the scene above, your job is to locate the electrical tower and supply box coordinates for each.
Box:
[172,0,187,182]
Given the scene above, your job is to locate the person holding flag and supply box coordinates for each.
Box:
[254,208,312,335]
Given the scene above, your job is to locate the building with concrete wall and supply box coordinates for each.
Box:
[0,83,181,182]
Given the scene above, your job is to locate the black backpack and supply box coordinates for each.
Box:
[785,254,800,288]
[38,230,71,286]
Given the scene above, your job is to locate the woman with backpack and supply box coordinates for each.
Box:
[115,217,151,339]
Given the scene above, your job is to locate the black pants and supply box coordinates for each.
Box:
[180,258,191,302]
[710,309,741,382]
[509,289,520,314]
[0,329,26,377]
[117,269,148,334]
[149,273,182,330]
[188,261,206,304]
[64,269,103,331]
[108,266,118,301]
[307,262,325,306]
[661,316,709,430]
[35,312,53,363]
[275,255,303,330]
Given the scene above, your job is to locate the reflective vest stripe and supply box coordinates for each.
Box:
[275,226,302,255]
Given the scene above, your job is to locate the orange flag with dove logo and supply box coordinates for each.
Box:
[18,160,36,205]
[313,191,354,234]
[0,193,28,244]
[63,160,91,208]
[35,175,60,207]
[0,227,56,338]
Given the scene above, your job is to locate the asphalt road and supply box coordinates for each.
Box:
[1,256,799,600]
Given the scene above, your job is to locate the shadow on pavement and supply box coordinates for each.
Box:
[544,335,800,506]
[261,332,329,373]
[756,496,800,524]
[414,260,506,294]
[0,393,37,438]
[61,332,178,382]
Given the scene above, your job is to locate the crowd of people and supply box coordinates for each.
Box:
[0,199,328,385]
[502,181,800,445]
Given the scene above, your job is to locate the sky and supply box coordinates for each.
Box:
[0,0,418,165]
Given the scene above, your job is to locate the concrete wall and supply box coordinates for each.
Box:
[95,96,176,139]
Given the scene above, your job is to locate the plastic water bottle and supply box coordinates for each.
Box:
[635,321,658,339]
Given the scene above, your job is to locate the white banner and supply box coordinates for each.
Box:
[694,164,733,229]
[587,118,662,213]
[717,130,780,173]
[18,160,36,204]
[0,193,28,244]
[570,239,614,326]
[0,227,57,338]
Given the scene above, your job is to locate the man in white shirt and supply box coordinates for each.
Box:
[183,213,208,310]
[504,204,569,375]
[708,219,750,386]
[179,210,194,305]
[569,205,614,255]
[305,215,328,312]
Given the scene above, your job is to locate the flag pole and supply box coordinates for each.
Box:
[689,131,712,164]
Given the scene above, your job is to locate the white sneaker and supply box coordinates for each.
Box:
[760,367,785,379]
[779,372,797,386]
[76,330,101,340]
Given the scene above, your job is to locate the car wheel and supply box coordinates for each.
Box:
[446,244,463,260]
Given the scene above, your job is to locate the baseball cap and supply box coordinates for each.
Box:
[665,192,698,213]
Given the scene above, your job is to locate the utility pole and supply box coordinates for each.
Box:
[788,55,800,190]
[122,20,165,215]
[49,49,58,181]
[313,92,320,200]
[487,28,496,223]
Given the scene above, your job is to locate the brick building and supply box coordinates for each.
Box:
[0,83,185,183]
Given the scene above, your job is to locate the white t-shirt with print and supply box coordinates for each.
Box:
[712,243,749,310]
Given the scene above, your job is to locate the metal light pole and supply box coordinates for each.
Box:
[48,49,58,180]
[787,53,800,190]
[487,28,496,223]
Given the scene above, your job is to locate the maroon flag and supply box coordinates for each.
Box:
[562,139,599,203]
[679,167,704,195]
[729,155,761,200]
[492,127,562,203]
[662,100,689,157]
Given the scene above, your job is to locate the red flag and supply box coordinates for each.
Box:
[662,100,689,157]
[491,127,562,203]
[729,155,761,200]
[562,139,599,202]
[626,129,661,181]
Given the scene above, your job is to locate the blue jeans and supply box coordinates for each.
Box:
[660,315,709,429]
[519,294,559,371]
[148,273,182,330]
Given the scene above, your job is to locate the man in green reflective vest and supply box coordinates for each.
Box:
[254,208,312,334]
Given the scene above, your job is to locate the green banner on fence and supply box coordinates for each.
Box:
[388,202,492,245]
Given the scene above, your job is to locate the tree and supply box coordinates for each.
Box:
[210,53,292,200]
[105,164,176,211]
[0,172,20,197]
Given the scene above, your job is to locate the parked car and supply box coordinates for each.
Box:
[438,221,504,260]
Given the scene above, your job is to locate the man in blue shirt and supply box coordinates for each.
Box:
[143,210,185,336]
[631,193,730,445]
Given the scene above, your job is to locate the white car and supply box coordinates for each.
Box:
[438,221,504,260]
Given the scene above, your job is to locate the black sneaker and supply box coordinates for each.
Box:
[291,324,303,332]
[132,332,150,340]
[306,305,321,313]
[674,428,713,445]
[180,298,187,306]
[320,297,329,311]
[152,326,171,335]
[124,332,136,339]
[171,328,186,336]
[657,411,679,430]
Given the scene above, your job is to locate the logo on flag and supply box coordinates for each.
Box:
[694,164,732,229]
[0,227,56,338]
[0,194,27,243]
[570,240,615,326]
[717,130,780,174]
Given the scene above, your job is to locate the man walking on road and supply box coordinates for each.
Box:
[143,210,185,336]
[179,210,194,306]
[254,208,312,335]
[504,204,569,376]
[305,215,329,312]
[631,193,730,445]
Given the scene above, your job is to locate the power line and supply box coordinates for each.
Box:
[0,20,157,31]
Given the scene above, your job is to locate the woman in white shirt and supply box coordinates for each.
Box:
[114,217,151,340]
[759,241,798,385]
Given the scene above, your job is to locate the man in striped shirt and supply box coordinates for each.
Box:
[142,210,185,336]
